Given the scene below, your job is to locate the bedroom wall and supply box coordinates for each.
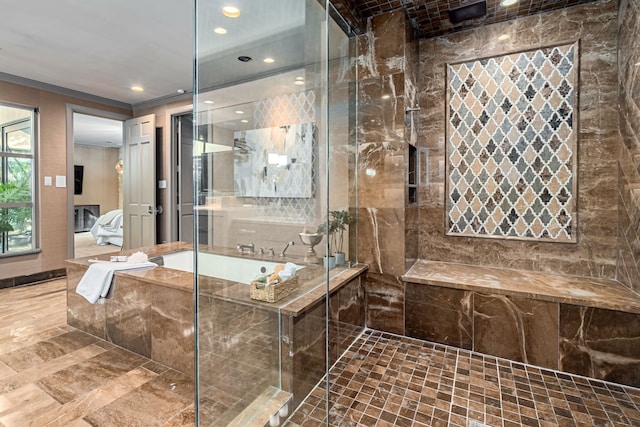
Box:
[73,145,120,215]
[0,80,131,282]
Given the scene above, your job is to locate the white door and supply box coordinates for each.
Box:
[123,114,156,249]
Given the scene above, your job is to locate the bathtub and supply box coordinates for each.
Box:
[161,250,298,284]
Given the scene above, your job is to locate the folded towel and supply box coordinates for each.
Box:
[76,261,156,304]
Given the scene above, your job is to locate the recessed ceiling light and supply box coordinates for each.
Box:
[381,94,391,99]
[131,86,144,92]
[295,76,304,81]
[263,57,275,64]
[498,34,510,41]
[237,56,252,62]
[222,6,240,18]
[177,89,185,94]
[214,27,227,34]
[240,119,249,123]
[204,100,214,104]
[294,80,305,86]
[235,110,244,114]
[500,0,518,6]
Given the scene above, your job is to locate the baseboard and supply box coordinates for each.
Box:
[0,268,67,289]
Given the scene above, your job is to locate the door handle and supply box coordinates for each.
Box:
[148,205,164,215]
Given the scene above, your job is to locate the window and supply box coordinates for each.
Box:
[0,103,38,256]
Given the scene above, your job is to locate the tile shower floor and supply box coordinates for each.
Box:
[3,280,640,426]
[287,330,640,427]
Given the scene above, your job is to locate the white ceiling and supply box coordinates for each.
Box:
[1,0,348,149]
[0,0,192,105]
[0,0,309,106]
[73,114,123,148]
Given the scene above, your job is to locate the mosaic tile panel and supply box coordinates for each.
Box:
[250,90,318,222]
[446,43,578,242]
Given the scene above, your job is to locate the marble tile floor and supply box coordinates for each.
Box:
[0,279,194,427]
[287,330,640,427]
[6,279,640,426]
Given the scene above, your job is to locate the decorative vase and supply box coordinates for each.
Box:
[299,232,323,264]
[334,252,345,266]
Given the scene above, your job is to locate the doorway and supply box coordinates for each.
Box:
[173,112,195,243]
[70,112,125,258]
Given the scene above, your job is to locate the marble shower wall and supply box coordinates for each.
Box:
[617,0,640,293]
[356,10,417,334]
[418,0,619,278]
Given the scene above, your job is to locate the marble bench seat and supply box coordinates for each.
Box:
[403,260,640,314]
[402,260,640,388]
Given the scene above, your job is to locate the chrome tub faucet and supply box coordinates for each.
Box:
[237,242,255,254]
[280,241,295,257]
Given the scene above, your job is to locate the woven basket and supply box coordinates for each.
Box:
[250,275,299,303]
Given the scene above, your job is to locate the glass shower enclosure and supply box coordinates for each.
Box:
[194,1,357,424]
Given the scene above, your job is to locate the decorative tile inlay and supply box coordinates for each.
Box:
[446,43,578,242]
[248,91,318,222]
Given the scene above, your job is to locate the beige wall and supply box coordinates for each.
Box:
[0,80,131,280]
[73,145,120,214]
[418,0,620,279]
[617,0,640,293]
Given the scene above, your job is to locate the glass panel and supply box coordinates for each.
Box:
[0,104,37,255]
[3,207,32,253]
[6,126,31,153]
[194,0,358,424]
[5,158,32,201]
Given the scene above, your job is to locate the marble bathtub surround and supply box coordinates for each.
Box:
[67,243,368,423]
[403,260,640,387]
[418,0,620,278]
[446,43,578,242]
[281,276,365,409]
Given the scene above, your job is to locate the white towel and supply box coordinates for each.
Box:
[75,261,156,304]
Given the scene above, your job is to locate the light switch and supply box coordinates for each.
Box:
[44,176,52,186]
[55,175,66,188]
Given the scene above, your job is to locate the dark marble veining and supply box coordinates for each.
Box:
[106,275,152,359]
[417,0,620,279]
[617,0,640,294]
[404,259,640,387]
[560,305,640,388]
[474,294,559,369]
[356,9,417,336]
[405,283,473,349]
[404,260,640,314]
[67,242,368,423]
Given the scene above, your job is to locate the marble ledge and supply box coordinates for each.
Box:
[66,242,368,318]
[280,264,368,317]
[402,260,640,314]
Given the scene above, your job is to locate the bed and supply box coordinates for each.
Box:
[90,209,123,247]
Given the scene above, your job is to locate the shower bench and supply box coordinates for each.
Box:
[402,260,640,389]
